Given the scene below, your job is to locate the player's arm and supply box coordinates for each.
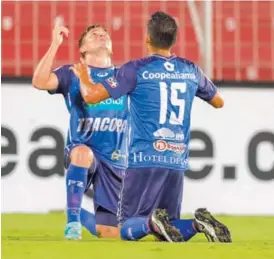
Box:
[71,62,137,104]
[208,91,224,108]
[195,66,224,108]
[70,63,110,103]
[32,25,69,91]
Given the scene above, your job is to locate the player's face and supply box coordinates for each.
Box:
[82,27,112,54]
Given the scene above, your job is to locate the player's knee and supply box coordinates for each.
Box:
[70,145,94,168]
[120,220,133,240]
[96,225,120,238]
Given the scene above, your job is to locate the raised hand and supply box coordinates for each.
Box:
[51,24,69,47]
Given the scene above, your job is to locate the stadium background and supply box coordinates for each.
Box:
[2,1,274,215]
[2,1,274,80]
[2,2,274,259]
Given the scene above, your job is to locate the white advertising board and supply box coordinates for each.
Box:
[1,84,274,214]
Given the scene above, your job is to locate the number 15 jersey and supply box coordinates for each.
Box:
[102,54,217,171]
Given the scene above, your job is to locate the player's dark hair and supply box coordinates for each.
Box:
[78,24,107,58]
[147,11,178,49]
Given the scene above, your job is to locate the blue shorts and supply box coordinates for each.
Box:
[117,167,184,224]
[65,144,124,227]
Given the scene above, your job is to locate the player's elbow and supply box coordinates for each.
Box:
[215,98,224,108]
[32,82,44,90]
[209,93,224,109]
[32,76,44,90]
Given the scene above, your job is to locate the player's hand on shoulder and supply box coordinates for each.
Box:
[52,24,69,47]
[70,63,91,84]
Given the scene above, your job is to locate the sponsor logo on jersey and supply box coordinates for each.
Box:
[97,72,109,77]
[153,128,175,139]
[106,77,118,88]
[153,140,186,153]
[77,117,127,133]
[133,152,188,166]
[153,128,184,141]
[163,61,175,72]
[111,150,127,161]
[85,96,126,110]
[142,71,196,80]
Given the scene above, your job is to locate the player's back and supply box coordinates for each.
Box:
[127,54,203,170]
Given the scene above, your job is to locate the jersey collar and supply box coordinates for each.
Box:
[88,65,115,70]
[151,53,176,60]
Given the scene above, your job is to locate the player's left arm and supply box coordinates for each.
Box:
[70,62,137,104]
[195,66,224,108]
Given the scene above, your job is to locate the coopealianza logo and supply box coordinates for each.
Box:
[153,140,186,153]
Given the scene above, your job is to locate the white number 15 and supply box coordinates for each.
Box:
[159,82,186,125]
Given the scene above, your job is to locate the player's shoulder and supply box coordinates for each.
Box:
[175,57,198,70]
[135,56,159,68]
[52,64,72,72]
[121,56,159,71]
[52,64,75,91]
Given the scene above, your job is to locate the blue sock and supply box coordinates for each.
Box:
[80,208,97,236]
[171,219,197,241]
[66,164,88,223]
[120,217,151,240]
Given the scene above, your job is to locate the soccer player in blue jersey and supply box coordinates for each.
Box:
[71,12,231,243]
[32,24,127,239]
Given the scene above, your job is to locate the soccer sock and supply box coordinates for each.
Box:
[66,164,88,223]
[171,219,197,241]
[120,217,151,240]
[80,208,97,236]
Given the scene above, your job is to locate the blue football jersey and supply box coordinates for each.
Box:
[51,65,127,169]
[102,54,217,171]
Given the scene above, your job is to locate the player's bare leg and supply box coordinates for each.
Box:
[194,208,232,242]
[96,225,120,238]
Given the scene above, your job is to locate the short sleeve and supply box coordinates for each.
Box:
[101,61,137,100]
[49,65,73,96]
[195,66,217,101]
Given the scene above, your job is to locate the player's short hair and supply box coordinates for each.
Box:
[78,24,107,58]
[147,11,178,49]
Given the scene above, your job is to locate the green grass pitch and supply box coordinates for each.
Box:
[2,212,274,259]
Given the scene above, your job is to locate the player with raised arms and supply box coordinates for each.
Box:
[33,23,127,240]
